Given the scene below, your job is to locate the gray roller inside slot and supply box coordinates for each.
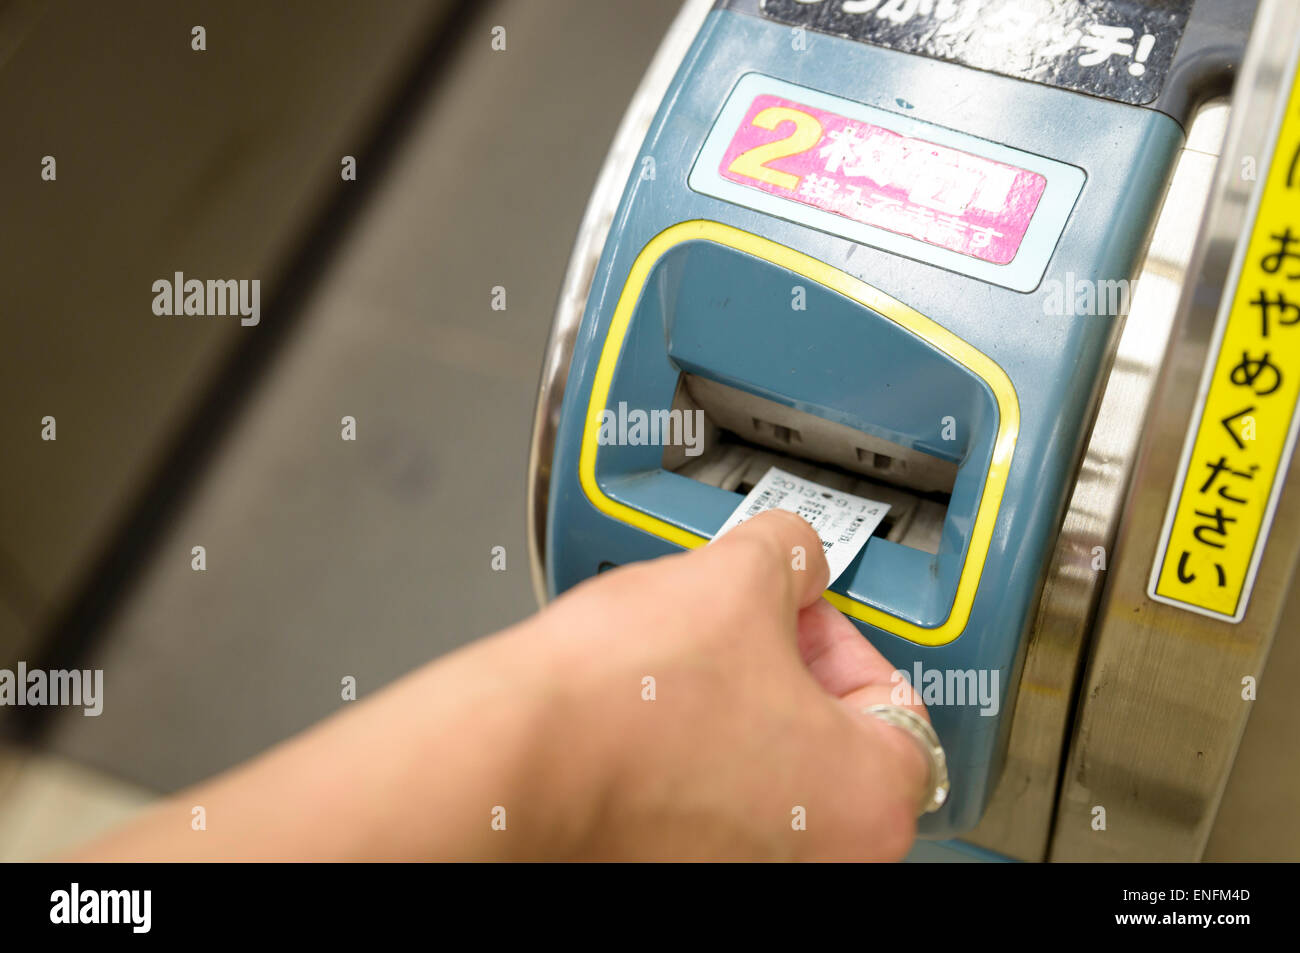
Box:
[663,374,955,556]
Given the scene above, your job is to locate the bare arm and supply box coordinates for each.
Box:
[74,511,929,861]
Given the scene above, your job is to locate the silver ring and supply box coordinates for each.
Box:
[863,704,950,815]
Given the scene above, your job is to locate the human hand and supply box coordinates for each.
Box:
[523,508,934,860]
[73,510,931,862]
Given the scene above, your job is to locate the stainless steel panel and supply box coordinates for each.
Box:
[967,99,1231,862]
[1050,0,1300,861]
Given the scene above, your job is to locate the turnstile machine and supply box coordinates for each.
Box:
[528,0,1299,860]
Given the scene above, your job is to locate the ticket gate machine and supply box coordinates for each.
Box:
[529,0,1295,858]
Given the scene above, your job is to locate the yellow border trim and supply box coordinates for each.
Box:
[578,220,1019,646]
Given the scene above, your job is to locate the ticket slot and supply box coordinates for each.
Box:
[584,233,1005,635]
[665,374,951,555]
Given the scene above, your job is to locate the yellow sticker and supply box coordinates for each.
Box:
[1150,49,1300,622]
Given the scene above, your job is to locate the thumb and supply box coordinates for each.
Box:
[706,509,829,612]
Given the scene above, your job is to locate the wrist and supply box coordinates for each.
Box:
[462,619,614,859]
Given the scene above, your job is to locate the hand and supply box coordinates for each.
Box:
[73,510,931,861]
[530,509,933,860]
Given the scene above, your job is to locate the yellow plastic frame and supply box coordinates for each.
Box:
[578,220,1019,646]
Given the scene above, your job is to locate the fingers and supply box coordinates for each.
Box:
[796,598,899,696]
[707,509,829,611]
[838,681,934,815]
[797,598,930,721]
[796,597,933,811]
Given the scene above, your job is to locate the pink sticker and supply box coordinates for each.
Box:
[718,95,1047,265]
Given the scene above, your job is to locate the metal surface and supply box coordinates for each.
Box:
[526,0,715,607]
[1204,563,1300,860]
[966,100,1231,861]
[1050,0,1300,861]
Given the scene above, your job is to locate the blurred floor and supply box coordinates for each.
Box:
[24,0,680,799]
[0,746,150,861]
[0,0,452,660]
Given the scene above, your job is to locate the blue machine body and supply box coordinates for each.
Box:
[544,4,1187,835]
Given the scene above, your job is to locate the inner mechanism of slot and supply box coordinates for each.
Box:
[663,374,956,556]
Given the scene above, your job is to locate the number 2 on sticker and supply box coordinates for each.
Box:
[727,107,823,191]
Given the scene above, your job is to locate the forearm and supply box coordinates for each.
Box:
[71,620,593,861]
[70,512,932,862]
